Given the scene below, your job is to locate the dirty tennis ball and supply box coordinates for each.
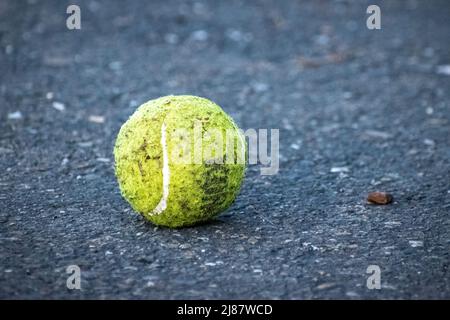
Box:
[114,95,246,228]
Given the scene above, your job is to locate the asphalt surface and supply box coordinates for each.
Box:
[1,0,449,299]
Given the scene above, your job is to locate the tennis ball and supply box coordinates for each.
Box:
[114,95,246,228]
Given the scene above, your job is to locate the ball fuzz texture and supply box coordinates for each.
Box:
[114,95,246,228]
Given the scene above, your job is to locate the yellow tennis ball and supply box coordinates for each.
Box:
[114,95,246,227]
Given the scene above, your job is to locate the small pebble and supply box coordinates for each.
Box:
[367,191,393,205]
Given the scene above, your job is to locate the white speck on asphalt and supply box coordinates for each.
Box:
[315,34,329,46]
[252,82,269,93]
[409,240,424,248]
[330,166,349,173]
[384,221,401,227]
[316,282,336,290]
[191,30,208,41]
[108,61,122,71]
[88,115,105,123]
[381,284,397,290]
[282,119,293,130]
[364,130,392,139]
[8,111,23,120]
[346,291,359,298]
[226,29,244,41]
[129,100,138,108]
[5,45,13,55]
[343,91,353,99]
[0,147,13,154]
[78,141,93,148]
[26,128,37,135]
[423,139,435,146]
[226,29,252,42]
[164,33,179,44]
[303,242,320,251]
[436,65,450,75]
[52,101,65,111]
[290,143,300,150]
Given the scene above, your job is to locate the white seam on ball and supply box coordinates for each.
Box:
[151,122,170,215]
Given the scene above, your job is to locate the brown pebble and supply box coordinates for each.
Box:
[367,192,393,205]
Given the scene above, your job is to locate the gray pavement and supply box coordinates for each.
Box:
[0,0,449,299]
